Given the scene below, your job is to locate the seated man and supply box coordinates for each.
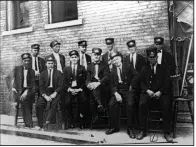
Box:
[106,52,140,139]
[137,46,173,142]
[63,50,88,129]
[5,53,36,128]
[36,55,63,130]
[86,48,110,124]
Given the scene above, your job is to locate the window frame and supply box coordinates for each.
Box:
[44,0,83,30]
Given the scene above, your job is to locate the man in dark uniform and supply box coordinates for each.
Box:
[136,46,173,142]
[6,53,36,128]
[102,38,116,71]
[63,50,88,129]
[124,40,147,128]
[49,40,66,129]
[78,40,91,70]
[124,40,146,73]
[86,48,110,123]
[36,55,64,130]
[105,52,139,139]
[31,44,46,98]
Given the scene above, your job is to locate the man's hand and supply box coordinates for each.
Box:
[153,91,162,98]
[129,85,132,91]
[92,82,101,89]
[11,102,17,109]
[50,92,57,99]
[114,92,122,103]
[20,90,28,101]
[87,83,95,90]
[35,71,40,77]
[146,89,154,98]
[45,95,52,102]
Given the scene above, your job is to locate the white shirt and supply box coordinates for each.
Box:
[71,64,77,87]
[151,63,157,74]
[157,49,162,64]
[117,64,123,83]
[23,69,28,87]
[94,64,99,80]
[52,52,63,73]
[80,52,87,70]
[48,69,54,88]
[130,52,137,69]
[32,56,39,73]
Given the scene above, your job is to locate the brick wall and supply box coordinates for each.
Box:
[0,1,170,114]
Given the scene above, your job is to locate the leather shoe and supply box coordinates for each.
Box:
[97,105,105,112]
[127,128,136,139]
[105,128,120,135]
[136,131,146,140]
[164,133,173,143]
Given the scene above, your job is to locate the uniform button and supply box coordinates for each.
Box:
[150,81,151,83]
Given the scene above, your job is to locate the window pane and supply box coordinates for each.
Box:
[51,1,78,23]
[13,1,30,29]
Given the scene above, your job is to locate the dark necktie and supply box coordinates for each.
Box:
[35,57,38,71]
[72,65,76,81]
[48,69,51,87]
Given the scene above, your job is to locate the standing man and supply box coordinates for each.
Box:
[86,48,110,124]
[124,40,147,128]
[102,38,116,71]
[6,53,36,128]
[136,46,173,142]
[63,50,88,129]
[78,40,91,70]
[124,40,146,73]
[36,55,64,130]
[49,40,66,129]
[154,37,175,76]
[106,52,139,139]
[31,44,46,98]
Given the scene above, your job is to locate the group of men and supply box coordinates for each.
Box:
[6,36,175,142]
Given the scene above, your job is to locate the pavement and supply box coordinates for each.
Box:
[0,114,194,145]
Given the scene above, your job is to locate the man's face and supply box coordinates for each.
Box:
[128,46,137,54]
[112,56,122,67]
[22,59,31,68]
[155,44,163,51]
[93,53,101,63]
[79,45,87,53]
[52,44,60,53]
[46,61,54,69]
[106,43,114,51]
[148,56,158,66]
[70,55,79,65]
[31,49,39,57]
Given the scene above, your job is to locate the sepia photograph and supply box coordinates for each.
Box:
[0,0,194,145]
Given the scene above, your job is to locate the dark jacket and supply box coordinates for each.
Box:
[79,53,91,66]
[86,62,110,86]
[5,65,36,95]
[50,53,66,71]
[140,64,170,94]
[124,53,147,73]
[63,65,87,91]
[39,69,63,95]
[111,63,140,94]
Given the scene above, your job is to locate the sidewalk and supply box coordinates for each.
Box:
[0,114,194,145]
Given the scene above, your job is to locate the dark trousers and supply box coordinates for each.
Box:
[64,90,88,124]
[138,92,172,132]
[108,89,136,129]
[36,89,60,128]
[11,88,35,127]
[59,90,66,123]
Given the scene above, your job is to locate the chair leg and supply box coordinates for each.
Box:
[15,102,19,126]
[187,101,194,124]
[173,101,178,138]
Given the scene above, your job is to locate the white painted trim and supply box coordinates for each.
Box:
[44,19,83,30]
[48,1,52,24]
[1,26,33,36]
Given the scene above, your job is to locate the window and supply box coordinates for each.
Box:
[7,1,30,30]
[49,1,78,24]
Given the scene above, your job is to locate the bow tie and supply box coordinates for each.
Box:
[157,50,162,53]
